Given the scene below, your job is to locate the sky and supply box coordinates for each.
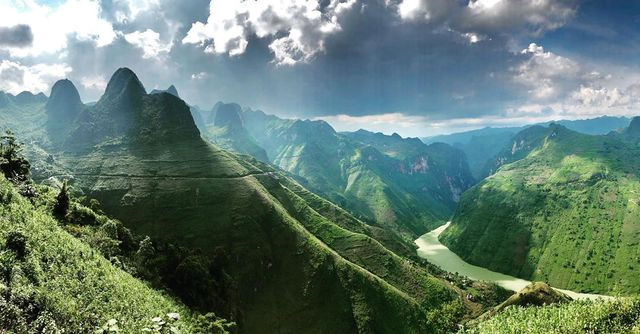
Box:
[0,0,639,137]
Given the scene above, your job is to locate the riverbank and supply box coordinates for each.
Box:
[415,222,613,301]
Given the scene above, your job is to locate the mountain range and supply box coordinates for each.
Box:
[3,67,640,332]
[197,103,475,239]
[423,116,632,179]
[0,68,489,333]
[441,121,640,295]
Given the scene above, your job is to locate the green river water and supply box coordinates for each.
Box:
[415,222,612,301]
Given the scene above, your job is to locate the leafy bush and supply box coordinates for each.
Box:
[5,231,27,259]
[0,130,30,182]
[53,181,69,218]
[465,298,640,334]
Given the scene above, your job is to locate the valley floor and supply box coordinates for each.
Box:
[415,222,613,301]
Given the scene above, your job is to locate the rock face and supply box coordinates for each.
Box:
[166,85,179,97]
[626,116,640,135]
[213,103,244,130]
[46,79,83,118]
[100,67,146,108]
[64,68,199,148]
[481,125,556,177]
[45,79,85,145]
[150,85,180,98]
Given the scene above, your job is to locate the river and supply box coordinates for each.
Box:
[415,222,612,301]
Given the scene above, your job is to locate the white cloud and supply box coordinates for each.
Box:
[393,0,576,36]
[512,43,582,100]
[502,82,640,121]
[315,112,431,136]
[563,84,640,116]
[191,72,208,80]
[182,0,357,65]
[462,32,486,44]
[124,29,173,59]
[396,0,452,21]
[80,75,107,91]
[505,42,640,119]
[0,0,117,57]
[316,111,571,137]
[0,60,72,94]
[110,0,160,23]
[467,0,503,11]
[398,0,426,20]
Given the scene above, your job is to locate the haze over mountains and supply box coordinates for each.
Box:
[199,103,474,238]
[3,68,640,332]
[423,116,632,179]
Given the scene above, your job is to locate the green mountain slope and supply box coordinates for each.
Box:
[481,125,554,178]
[0,170,230,332]
[202,107,474,238]
[149,85,208,134]
[466,298,640,334]
[205,103,269,162]
[423,116,631,180]
[441,122,640,295]
[3,69,474,333]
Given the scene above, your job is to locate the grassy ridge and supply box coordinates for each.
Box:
[0,175,228,333]
[60,137,466,332]
[465,298,640,333]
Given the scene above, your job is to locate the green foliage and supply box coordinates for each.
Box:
[5,231,27,259]
[442,124,640,295]
[0,130,30,182]
[142,313,181,333]
[53,181,70,218]
[0,173,232,333]
[466,298,640,334]
[205,109,475,239]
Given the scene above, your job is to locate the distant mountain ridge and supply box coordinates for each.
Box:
[151,84,180,97]
[0,90,47,107]
[422,116,632,179]
[198,104,475,238]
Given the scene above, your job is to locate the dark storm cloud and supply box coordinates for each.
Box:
[0,63,24,84]
[293,0,518,119]
[17,0,635,136]
[0,24,33,47]
[167,0,520,120]
[51,0,574,123]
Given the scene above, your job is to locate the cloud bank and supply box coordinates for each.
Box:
[0,0,638,136]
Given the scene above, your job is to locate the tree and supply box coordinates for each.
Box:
[5,230,27,258]
[54,181,70,218]
[0,130,30,181]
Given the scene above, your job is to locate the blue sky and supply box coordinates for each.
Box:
[0,0,639,136]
